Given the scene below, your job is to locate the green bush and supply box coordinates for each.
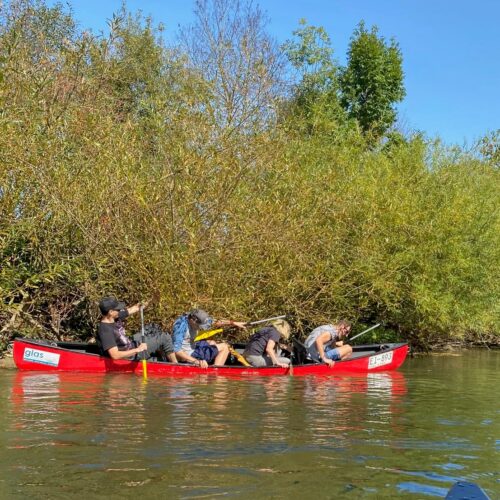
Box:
[0,1,498,350]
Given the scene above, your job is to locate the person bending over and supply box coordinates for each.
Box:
[304,321,352,367]
[243,319,291,368]
[97,296,177,362]
[172,309,246,368]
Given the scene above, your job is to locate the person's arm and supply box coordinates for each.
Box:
[166,352,178,363]
[126,301,149,316]
[214,319,247,329]
[265,339,288,368]
[315,331,335,366]
[107,343,147,360]
[174,350,208,368]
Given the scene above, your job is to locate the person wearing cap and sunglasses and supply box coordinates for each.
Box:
[304,320,352,367]
[242,319,292,368]
[172,309,246,368]
[97,297,177,362]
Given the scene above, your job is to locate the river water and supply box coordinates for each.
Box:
[0,350,498,499]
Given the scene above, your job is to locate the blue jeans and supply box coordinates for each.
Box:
[324,347,341,361]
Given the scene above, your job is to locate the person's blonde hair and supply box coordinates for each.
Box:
[271,319,291,339]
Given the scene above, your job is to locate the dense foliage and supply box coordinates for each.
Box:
[0,0,498,350]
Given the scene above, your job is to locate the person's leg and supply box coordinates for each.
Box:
[213,342,229,365]
[337,344,352,360]
[244,354,267,367]
[156,332,176,362]
[261,355,290,366]
[134,331,176,361]
[133,332,153,359]
[276,355,291,365]
[325,344,352,361]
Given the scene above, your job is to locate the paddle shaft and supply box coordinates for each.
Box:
[349,323,381,342]
[247,315,286,326]
[193,315,287,342]
[140,306,148,380]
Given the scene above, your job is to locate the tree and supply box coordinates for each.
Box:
[478,129,500,168]
[179,0,284,133]
[282,18,336,94]
[281,19,347,137]
[339,22,405,140]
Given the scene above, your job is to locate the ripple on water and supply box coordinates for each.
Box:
[1,351,499,498]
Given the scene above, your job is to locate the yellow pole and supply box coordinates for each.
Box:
[140,306,148,380]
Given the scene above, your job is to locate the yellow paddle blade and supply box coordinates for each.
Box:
[142,359,148,380]
[194,328,224,342]
[228,346,251,366]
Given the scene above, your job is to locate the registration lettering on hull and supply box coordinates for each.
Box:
[368,350,393,369]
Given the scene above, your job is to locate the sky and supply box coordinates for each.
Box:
[56,0,499,146]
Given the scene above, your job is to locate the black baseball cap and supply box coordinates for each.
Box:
[99,297,126,315]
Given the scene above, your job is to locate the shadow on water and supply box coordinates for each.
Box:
[1,350,499,498]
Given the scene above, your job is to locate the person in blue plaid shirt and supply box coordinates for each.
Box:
[172,309,246,368]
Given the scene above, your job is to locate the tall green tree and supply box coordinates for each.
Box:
[282,18,335,94]
[339,22,405,140]
[281,19,347,137]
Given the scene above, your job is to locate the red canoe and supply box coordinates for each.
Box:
[13,338,408,377]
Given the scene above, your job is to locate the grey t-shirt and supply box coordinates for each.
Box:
[244,326,280,356]
[304,324,339,361]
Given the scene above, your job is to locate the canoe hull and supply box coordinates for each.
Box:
[13,338,408,377]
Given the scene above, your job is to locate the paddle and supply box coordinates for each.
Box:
[247,315,287,327]
[228,346,251,366]
[193,315,287,342]
[140,305,148,380]
[193,328,224,342]
[349,323,381,342]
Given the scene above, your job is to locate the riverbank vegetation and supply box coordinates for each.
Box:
[1,0,498,351]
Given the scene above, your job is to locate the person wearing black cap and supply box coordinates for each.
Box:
[171,309,246,368]
[97,297,177,362]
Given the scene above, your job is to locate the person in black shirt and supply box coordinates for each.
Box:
[243,319,291,368]
[97,296,177,362]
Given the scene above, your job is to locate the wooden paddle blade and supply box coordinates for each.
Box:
[194,328,224,342]
[228,346,251,366]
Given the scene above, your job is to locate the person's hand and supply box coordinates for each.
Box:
[141,300,149,309]
[276,362,289,369]
[136,342,147,353]
[322,358,335,368]
[232,321,247,329]
[194,359,208,369]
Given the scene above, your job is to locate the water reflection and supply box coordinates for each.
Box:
[3,358,498,499]
[8,371,409,464]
